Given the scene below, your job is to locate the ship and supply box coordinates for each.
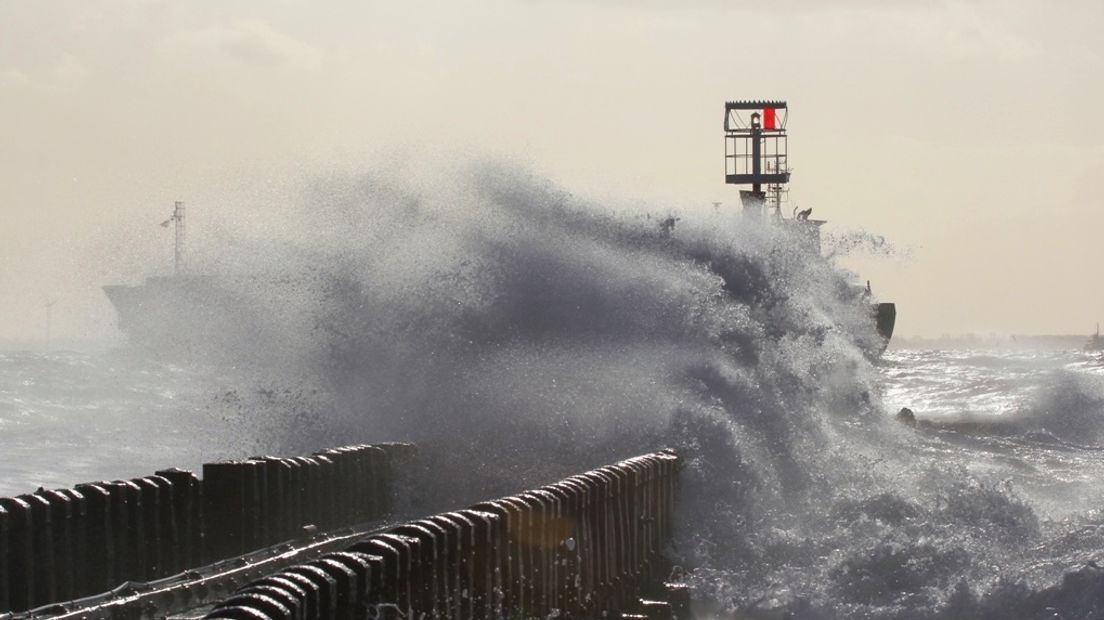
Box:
[103,202,264,358]
[723,100,895,356]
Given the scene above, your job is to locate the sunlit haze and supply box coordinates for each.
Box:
[2,0,1102,343]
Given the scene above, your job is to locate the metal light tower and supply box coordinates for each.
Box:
[161,201,186,275]
[724,100,789,218]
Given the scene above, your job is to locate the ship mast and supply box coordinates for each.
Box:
[161,200,186,276]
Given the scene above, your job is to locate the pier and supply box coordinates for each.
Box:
[1,447,683,619]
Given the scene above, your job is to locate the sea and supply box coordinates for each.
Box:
[4,165,1104,618]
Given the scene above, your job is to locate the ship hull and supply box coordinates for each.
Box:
[103,276,262,358]
[874,302,896,356]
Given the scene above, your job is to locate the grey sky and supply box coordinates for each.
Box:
[1,0,1102,341]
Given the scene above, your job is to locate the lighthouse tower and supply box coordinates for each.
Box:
[723,100,791,218]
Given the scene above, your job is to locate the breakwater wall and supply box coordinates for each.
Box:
[204,449,682,619]
[0,443,415,614]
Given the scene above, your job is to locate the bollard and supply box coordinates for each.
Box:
[32,489,74,603]
[243,461,266,550]
[634,457,658,579]
[311,455,337,532]
[414,519,453,616]
[353,446,376,523]
[289,457,317,534]
[364,446,388,521]
[302,456,326,533]
[589,468,618,609]
[644,455,666,575]
[115,480,150,581]
[554,478,589,613]
[148,475,180,576]
[18,493,56,608]
[374,443,415,518]
[73,483,115,595]
[250,458,290,545]
[455,509,501,619]
[0,503,7,613]
[663,451,680,546]
[342,447,364,524]
[156,468,200,571]
[203,461,263,560]
[597,467,620,608]
[281,458,304,543]
[58,488,88,597]
[575,471,602,610]
[273,458,298,542]
[616,461,635,597]
[474,499,525,616]
[333,447,362,527]
[509,495,539,616]
[353,446,373,521]
[643,457,667,584]
[249,460,272,549]
[628,460,647,588]
[366,443,393,516]
[622,460,645,587]
[0,499,32,613]
[312,450,344,530]
[106,481,142,586]
[543,483,578,613]
[325,447,359,526]
[351,446,372,524]
[427,514,466,619]
[516,492,551,616]
[131,477,163,578]
[612,465,635,606]
[114,478,151,578]
[540,487,571,614]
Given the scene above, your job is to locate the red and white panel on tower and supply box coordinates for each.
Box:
[763,107,777,130]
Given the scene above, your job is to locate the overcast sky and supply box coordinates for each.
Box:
[1,0,1102,342]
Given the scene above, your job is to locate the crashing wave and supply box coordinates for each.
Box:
[115,159,1104,618]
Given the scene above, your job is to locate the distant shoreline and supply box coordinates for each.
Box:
[889,334,1090,351]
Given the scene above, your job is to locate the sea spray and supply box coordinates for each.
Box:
[97,158,1104,617]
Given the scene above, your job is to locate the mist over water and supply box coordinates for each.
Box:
[6,160,1104,617]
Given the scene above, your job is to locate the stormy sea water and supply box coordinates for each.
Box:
[4,164,1104,618]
